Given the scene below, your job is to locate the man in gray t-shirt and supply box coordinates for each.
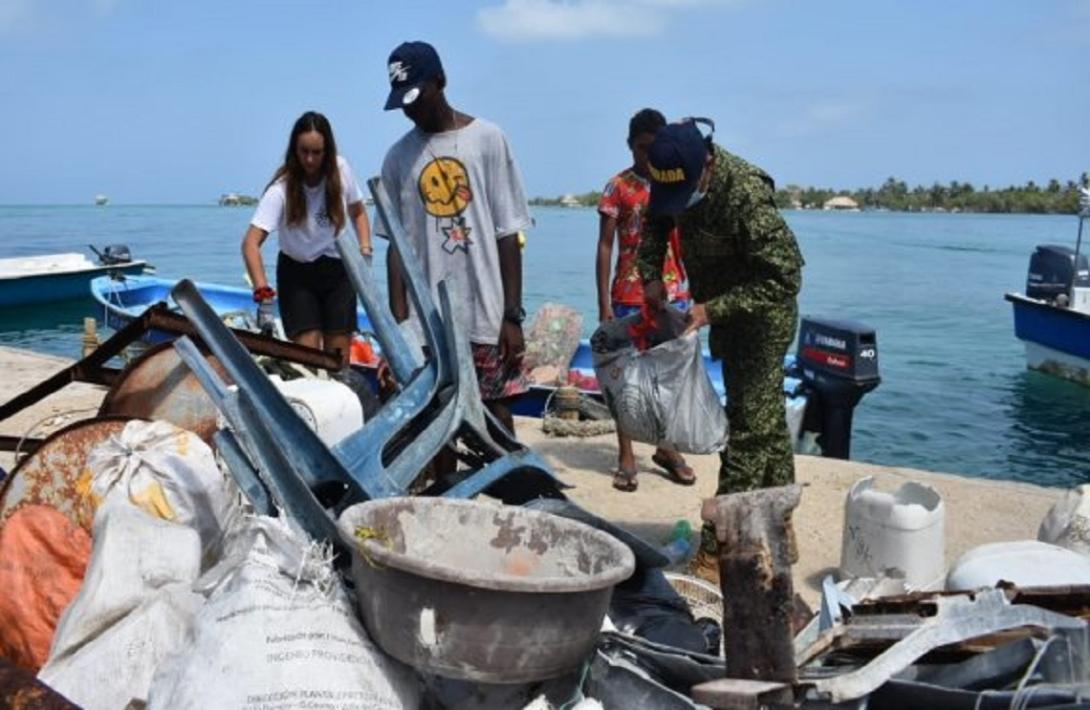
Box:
[378,41,532,436]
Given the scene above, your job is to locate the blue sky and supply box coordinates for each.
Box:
[1,0,1088,204]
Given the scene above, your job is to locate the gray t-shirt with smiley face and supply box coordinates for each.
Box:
[378,118,532,345]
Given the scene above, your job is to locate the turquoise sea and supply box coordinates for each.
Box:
[1,205,1088,487]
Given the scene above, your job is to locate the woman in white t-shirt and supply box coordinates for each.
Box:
[241,111,371,365]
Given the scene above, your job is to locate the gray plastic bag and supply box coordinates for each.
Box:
[592,314,727,455]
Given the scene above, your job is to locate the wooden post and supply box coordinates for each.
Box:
[702,484,803,685]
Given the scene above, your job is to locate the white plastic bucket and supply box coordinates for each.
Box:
[269,376,363,446]
[840,476,945,589]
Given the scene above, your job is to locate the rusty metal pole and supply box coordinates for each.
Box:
[702,484,803,684]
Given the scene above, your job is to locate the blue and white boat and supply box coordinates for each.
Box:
[90,273,374,344]
[1005,206,1090,386]
[0,245,147,307]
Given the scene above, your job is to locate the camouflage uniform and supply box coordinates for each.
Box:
[638,145,804,501]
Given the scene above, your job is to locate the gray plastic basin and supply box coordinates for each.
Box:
[337,497,635,683]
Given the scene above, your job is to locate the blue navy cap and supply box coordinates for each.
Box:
[384,41,444,111]
[647,121,711,216]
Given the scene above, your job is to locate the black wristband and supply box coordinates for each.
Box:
[503,306,526,325]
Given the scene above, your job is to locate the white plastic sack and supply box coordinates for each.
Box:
[87,419,235,564]
[39,502,204,710]
[594,329,727,455]
[148,515,419,710]
[1038,484,1090,556]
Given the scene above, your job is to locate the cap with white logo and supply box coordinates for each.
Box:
[384,41,444,111]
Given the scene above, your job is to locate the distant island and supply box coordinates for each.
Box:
[777,174,1088,214]
[531,173,1088,214]
[529,192,600,208]
[219,193,258,206]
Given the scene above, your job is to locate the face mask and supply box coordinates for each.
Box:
[686,189,706,208]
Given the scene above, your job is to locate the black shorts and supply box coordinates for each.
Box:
[275,252,356,338]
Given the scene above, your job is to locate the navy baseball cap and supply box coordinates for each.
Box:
[647,121,711,216]
[384,41,444,111]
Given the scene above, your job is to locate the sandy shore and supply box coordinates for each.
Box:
[0,344,1063,604]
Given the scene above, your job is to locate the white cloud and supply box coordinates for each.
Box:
[478,0,660,41]
[476,0,738,42]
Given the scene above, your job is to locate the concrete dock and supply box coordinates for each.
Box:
[0,344,1063,604]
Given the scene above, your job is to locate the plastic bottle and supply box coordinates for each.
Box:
[256,300,276,336]
[660,520,694,566]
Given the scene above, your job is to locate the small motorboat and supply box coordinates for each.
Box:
[1005,201,1090,385]
[0,245,148,308]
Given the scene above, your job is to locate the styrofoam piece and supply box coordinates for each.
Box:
[269,376,363,447]
[1038,484,1090,555]
[946,539,1090,590]
[840,476,945,590]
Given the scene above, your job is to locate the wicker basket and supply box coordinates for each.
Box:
[664,571,723,624]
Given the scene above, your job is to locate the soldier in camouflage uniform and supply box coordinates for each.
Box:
[636,119,804,560]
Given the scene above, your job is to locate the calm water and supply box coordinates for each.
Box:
[1,205,1089,487]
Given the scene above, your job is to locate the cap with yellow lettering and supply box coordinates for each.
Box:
[647,121,710,216]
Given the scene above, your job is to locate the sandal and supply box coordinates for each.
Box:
[612,467,639,492]
[652,451,696,486]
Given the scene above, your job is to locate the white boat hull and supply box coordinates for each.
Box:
[1024,341,1090,386]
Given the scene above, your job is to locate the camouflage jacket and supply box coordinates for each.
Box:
[637,145,804,326]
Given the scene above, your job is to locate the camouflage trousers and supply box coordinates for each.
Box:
[701,303,798,552]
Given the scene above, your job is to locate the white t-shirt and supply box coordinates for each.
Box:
[378,118,532,344]
[251,155,363,262]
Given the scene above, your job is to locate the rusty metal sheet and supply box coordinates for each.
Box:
[99,341,231,444]
[0,417,133,533]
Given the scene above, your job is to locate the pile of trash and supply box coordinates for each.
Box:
[3,357,1090,709]
[0,413,719,708]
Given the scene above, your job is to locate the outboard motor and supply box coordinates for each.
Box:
[796,317,880,460]
[89,243,133,266]
[98,244,133,265]
[1026,244,1090,307]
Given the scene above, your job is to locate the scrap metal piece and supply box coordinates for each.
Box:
[703,484,803,684]
[98,341,229,444]
[0,302,342,453]
[804,588,1087,703]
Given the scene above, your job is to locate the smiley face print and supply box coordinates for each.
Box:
[418,157,473,218]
